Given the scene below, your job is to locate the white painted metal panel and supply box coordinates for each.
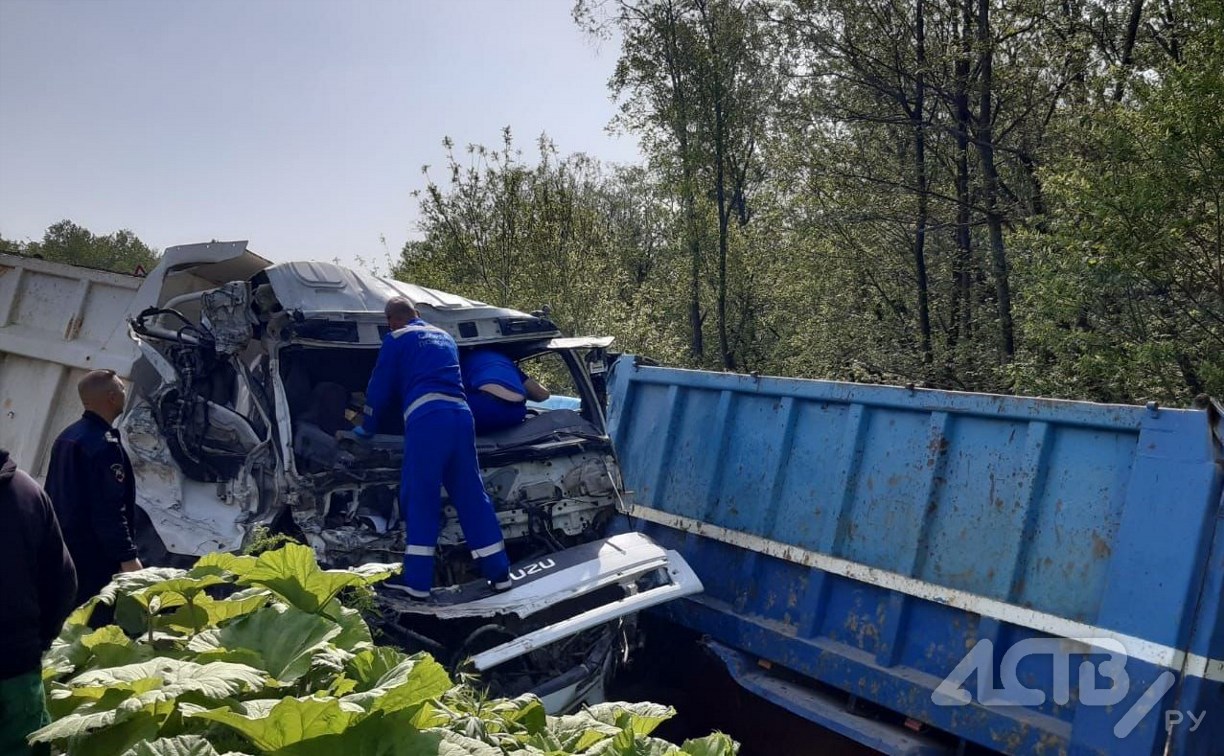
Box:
[0,253,142,478]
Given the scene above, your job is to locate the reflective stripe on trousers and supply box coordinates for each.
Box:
[471,541,505,559]
[399,403,511,592]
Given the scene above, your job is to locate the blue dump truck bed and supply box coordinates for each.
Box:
[605,356,1224,755]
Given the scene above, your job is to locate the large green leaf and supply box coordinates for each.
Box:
[238,544,364,613]
[192,552,259,578]
[186,696,362,751]
[427,729,505,756]
[70,658,267,701]
[585,702,676,737]
[341,654,452,714]
[678,734,738,756]
[30,688,143,742]
[79,625,155,671]
[268,708,486,756]
[189,647,267,676]
[31,689,173,747]
[69,706,165,755]
[484,694,548,735]
[43,622,94,681]
[64,598,100,629]
[143,575,230,602]
[586,730,678,756]
[122,734,236,755]
[346,561,401,586]
[326,602,374,652]
[533,713,620,752]
[187,604,341,683]
[160,592,271,635]
[345,647,410,691]
[98,568,190,604]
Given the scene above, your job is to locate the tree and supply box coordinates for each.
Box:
[394,131,690,363]
[1014,0,1224,400]
[581,0,709,359]
[402,0,1222,406]
[577,0,781,370]
[7,220,158,275]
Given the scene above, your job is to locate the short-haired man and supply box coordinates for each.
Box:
[45,370,143,605]
[357,297,511,598]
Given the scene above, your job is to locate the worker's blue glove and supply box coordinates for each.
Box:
[352,426,375,442]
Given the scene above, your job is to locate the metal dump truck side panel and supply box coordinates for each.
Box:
[1169,484,1224,755]
[0,243,272,478]
[606,357,1224,755]
[0,253,142,477]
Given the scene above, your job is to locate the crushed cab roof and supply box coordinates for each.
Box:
[261,261,559,338]
[146,242,562,344]
[262,261,495,314]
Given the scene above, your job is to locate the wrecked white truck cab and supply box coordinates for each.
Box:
[0,241,700,712]
[122,241,624,575]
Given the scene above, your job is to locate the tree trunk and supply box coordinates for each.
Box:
[701,0,734,371]
[1019,150,1049,234]
[683,155,704,361]
[913,0,932,363]
[687,207,704,359]
[660,0,703,360]
[1113,0,1146,101]
[950,0,974,350]
[975,0,1016,359]
[716,164,733,371]
[713,94,733,371]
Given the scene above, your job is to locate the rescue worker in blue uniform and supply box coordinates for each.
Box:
[356,297,511,598]
[461,349,551,434]
[44,370,143,606]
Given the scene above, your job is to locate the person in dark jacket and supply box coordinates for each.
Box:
[0,449,77,756]
[44,370,143,605]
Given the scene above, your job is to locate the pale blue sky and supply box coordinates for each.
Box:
[0,0,637,268]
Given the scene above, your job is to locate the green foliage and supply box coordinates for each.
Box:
[236,543,396,615]
[187,605,343,683]
[241,526,301,558]
[36,544,736,755]
[1011,1,1224,401]
[392,0,1224,405]
[2,219,157,275]
[395,133,692,368]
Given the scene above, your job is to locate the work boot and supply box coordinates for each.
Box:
[381,577,432,602]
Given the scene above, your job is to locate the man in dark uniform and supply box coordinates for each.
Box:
[0,448,76,756]
[357,297,511,599]
[45,370,143,605]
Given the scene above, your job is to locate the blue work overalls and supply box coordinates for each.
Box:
[461,349,530,434]
[361,318,511,596]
